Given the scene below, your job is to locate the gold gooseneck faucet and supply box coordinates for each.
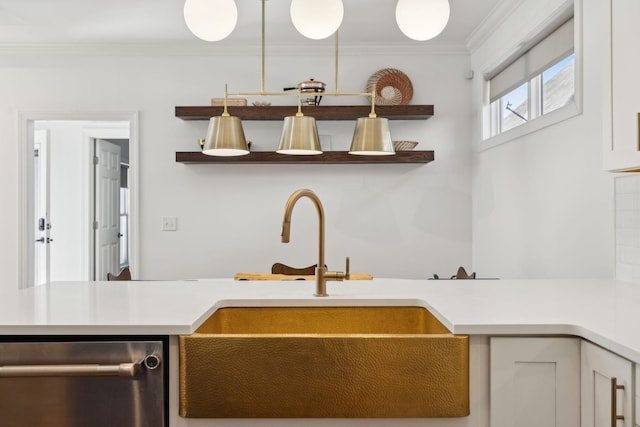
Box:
[281,189,344,297]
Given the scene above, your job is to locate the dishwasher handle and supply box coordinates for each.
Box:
[0,355,161,378]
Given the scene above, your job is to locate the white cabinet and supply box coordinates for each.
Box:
[490,337,580,427]
[581,340,634,427]
[604,0,640,171]
[636,364,639,427]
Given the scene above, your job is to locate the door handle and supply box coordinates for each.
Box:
[35,237,45,243]
[118,233,123,238]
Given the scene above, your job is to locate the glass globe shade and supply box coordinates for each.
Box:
[290,0,344,40]
[184,0,238,42]
[395,0,450,41]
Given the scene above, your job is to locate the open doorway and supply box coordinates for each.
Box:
[20,114,138,288]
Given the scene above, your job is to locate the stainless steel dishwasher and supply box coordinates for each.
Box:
[0,338,166,427]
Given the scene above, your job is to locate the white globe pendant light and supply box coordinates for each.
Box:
[396,0,450,41]
[184,0,238,42]
[290,0,344,40]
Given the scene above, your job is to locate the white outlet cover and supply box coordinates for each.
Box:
[162,216,177,231]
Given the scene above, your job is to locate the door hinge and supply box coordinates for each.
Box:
[93,156,99,165]
[93,221,98,230]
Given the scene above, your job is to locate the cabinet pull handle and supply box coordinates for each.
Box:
[0,362,142,378]
[611,377,625,427]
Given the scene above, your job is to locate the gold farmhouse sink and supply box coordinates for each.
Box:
[179,306,469,418]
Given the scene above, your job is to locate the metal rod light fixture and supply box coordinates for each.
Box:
[202,84,250,157]
[203,0,400,156]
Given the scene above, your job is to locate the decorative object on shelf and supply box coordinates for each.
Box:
[366,68,414,106]
[212,97,246,107]
[290,0,344,40]
[393,140,419,151]
[283,79,326,106]
[201,84,250,157]
[277,91,322,155]
[252,101,271,107]
[183,0,238,42]
[396,0,451,41]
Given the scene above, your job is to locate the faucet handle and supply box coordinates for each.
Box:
[345,257,351,280]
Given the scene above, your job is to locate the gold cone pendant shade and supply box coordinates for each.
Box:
[349,117,395,155]
[202,115,250,156]
[277,115,322,155]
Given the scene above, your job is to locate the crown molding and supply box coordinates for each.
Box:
[465,0,528,54]
[0,40,469,58]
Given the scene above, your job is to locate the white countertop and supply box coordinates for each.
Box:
[2,278,640,363]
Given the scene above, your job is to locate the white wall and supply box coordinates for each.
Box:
[0,42,473,287]
[469,0,614,279]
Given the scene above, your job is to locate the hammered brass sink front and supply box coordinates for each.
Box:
[179,306,469,419]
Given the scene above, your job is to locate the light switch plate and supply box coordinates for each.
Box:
[162,216,177,231]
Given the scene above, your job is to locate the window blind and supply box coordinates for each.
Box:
[489,17,574,103]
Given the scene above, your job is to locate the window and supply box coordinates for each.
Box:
[497,82,529,133]
[542,54,575,114]
[486,16,575,140]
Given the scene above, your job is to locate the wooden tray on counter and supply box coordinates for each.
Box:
[234,272,373,281]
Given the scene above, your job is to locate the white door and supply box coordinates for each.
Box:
[490,337,580,427]
[94,139,121,280]
[33,130,51,286]
[581,340,634,427]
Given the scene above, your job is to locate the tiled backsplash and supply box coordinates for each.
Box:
[616,175,640,282]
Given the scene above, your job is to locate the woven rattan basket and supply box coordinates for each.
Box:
[365,68,413,105]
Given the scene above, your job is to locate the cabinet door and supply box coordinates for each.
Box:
[490,337,580,427]
[605,0,640,171]
[635,364,639,427]
[581,340,633,427]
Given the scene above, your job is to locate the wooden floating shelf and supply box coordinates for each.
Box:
[175,105,434,121]
[175,151,434,164]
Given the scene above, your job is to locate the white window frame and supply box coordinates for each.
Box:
[480,1,583,151]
